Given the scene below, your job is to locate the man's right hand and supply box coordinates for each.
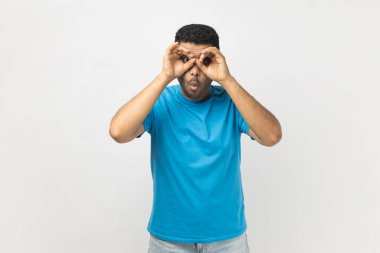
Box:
[161,42,196,81]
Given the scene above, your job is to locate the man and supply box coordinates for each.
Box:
[109,24,282,252]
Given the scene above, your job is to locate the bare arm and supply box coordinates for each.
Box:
[221,76,282,147]
[109,42,196,143]
[194,47,282,147]
[109,73,172,143]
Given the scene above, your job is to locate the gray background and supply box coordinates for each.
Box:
[1,0,379,252]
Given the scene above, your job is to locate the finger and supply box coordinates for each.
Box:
[176,45,190,52]
[174,49,194,60]
[175,49,192,56]
[174,46,191,56]
[200,47,220,61]
[166,42,179,53]
[195,58,208,73]
[176,52,194,60]
[170,44,191,56]
[168,47,192,60]
[202,47,220,55]
[199,51,213,62]
[166,41,179,54]
[183,58,196,71]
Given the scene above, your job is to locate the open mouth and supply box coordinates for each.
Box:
[190,80,199,91]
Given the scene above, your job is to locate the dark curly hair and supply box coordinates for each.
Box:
[174,24,220,49]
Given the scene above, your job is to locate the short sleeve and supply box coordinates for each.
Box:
[136,107,155,138]
[234,103,255,141]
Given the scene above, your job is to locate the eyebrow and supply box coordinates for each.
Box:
[186,48,206,57]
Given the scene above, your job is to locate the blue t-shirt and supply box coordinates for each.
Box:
[139,83,255,243]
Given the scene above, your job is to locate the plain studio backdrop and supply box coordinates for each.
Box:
[1,0,379,252]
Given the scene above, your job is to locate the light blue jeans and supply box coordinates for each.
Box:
[148,232,250,253]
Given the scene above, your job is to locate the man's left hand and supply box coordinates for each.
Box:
[194,47,232,83]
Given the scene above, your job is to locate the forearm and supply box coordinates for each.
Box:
[220,75,282,145]
[109,72,173,141]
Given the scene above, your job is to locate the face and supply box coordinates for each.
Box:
[177,42,213,101]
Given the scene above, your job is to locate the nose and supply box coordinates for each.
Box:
[190,64,200,76]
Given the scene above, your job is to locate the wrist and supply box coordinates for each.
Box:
[159,71,175,84]
[218,74,234,86]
